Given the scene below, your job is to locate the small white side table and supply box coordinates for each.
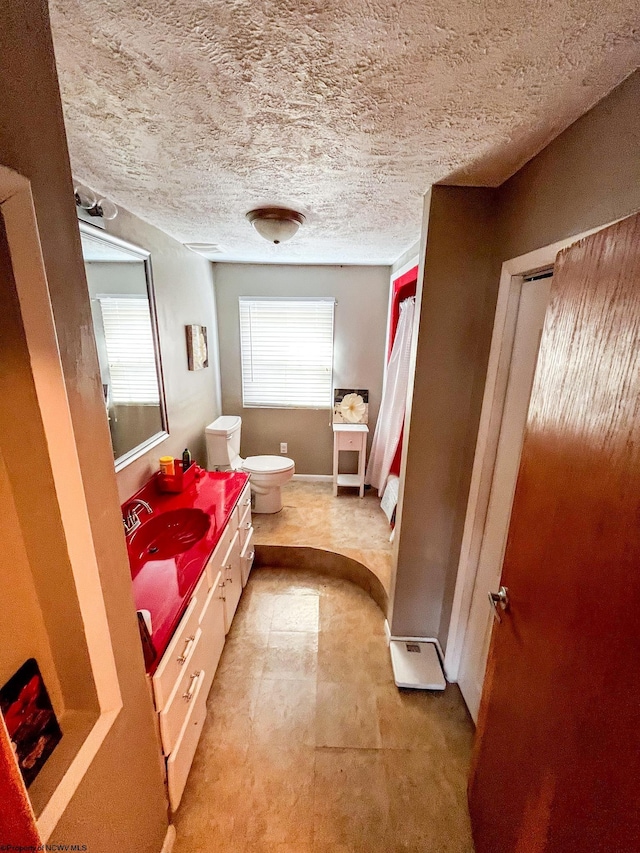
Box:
[332,423,369,497]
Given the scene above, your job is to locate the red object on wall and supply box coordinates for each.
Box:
[0,715,40,846]
[387,265,418,478]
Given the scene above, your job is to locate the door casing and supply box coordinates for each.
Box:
[444,220,621,686]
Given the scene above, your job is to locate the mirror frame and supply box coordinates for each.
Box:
[79,220,169,471]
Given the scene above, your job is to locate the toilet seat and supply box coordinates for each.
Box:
[242,455,295,475]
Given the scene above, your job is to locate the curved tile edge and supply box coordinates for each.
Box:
[253,544,388,614]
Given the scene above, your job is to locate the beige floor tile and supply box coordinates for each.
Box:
[232,591,277,636]
[264,631,318,681]
[313,748,390,851]
[174,740,251,851]
[249,566,322,596]
[317,630,394,686]
[234,745,316,845]
[383,748,474,853]
[376,682,474,758]
[318,585,385,636]
[271,593,320,632]
[216,633,269,682]
[251,678,316,748]
[315,681,381,749]
[205,676,261,746]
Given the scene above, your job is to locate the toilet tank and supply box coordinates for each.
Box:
[205,415,242,469]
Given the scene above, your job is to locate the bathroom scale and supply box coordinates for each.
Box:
[389,640,446,690]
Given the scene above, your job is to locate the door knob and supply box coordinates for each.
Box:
[488,586,510,624]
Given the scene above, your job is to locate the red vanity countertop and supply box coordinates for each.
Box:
[124,469,249,673]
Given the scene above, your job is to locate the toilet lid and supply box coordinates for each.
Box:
[243,455,295,474]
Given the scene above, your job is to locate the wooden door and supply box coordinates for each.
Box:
[469,213,640,853]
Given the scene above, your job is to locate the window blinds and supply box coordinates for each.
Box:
[99,297,160,405]
[239,297,335,408]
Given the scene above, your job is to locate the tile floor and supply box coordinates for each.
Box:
[252,481,394,592]
[173,566,475,853]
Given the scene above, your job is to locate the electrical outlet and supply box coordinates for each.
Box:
[280,442,288,453]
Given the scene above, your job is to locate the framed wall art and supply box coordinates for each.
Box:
[0,658,62,787]
[186,324,209,371]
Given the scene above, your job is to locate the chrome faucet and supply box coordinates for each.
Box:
[123,499,153,536]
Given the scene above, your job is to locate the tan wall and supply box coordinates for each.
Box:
[390,70,640,648]
[389,187,499,639]
[96,209,221,501]
[215,263,390,475]
[0,444,63,718]
[0,1,168,849]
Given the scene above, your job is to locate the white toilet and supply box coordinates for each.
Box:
[205,415,295,514]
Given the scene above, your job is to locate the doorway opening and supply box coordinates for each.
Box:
[445,221,619,716]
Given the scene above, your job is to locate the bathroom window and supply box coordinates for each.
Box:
[239,297,335,408]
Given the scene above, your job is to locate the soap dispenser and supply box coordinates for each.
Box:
[182,448,192,470]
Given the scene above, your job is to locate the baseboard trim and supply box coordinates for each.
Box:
[292,474,333,482]
[160,825,176,853]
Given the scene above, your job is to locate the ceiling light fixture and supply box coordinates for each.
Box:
[246,207,305,244]
[74,183,118,220]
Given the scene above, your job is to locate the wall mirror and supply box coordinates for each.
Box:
[79,221,168,470]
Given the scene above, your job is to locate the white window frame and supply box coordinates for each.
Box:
[239,297,335,409]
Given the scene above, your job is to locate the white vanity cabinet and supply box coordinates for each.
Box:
[149,480,254,811]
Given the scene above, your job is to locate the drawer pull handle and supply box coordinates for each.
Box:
[244,521,252,530]
[183,671,201,702]
[247,550,255,561]
[243,498,251,506]
[177,635,195,665]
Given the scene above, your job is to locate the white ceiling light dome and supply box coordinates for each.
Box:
[246,207,305,244]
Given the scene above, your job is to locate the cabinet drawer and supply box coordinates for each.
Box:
[159,627,204,754]
[197,569,226,697]
[232,482,252,528]
[336,430,365,451]
[205,518,235,586]
[152,593,201,711]
[222,532,242,633]
[238,502,252,551]
[166,669,207,811]
[240,526,255,587]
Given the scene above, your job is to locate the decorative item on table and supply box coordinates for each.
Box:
[333,388,369,424]
[186,324,209,370]
[0,658,62,787]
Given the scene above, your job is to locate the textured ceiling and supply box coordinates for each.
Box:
[49,0,639,265]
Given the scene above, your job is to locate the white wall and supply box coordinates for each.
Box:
[215,263,390,475]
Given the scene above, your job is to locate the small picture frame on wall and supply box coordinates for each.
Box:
[186,324,208,370]
[333,388,369,424]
